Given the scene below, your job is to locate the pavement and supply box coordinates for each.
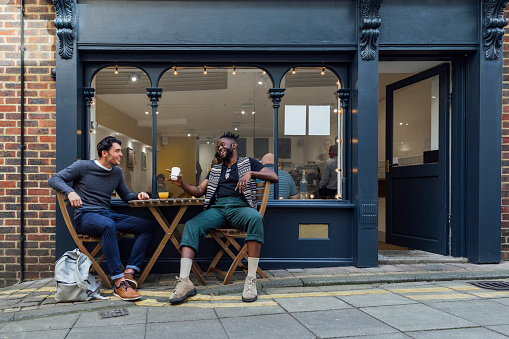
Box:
[3,251,509,338]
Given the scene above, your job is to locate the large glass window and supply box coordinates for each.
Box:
[88,64,345,201]
[157,66,272,198]
[90,66,153,194]
[279,67,342,200]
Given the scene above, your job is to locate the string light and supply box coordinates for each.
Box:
[232,66,236,75]
[203,66,207,75]
[292,68,296,74]
[173,67,178,75]
[262,70,266,75]
[114,66,118,75]
[321,67,325,75]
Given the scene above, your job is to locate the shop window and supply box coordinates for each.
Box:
[90,66,153,195]
[158,67,273,198]
[280,67,342,200]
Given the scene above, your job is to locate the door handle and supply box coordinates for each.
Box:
[385,160,390,173]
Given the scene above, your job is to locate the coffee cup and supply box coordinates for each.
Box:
[170,167,181,180]
[158,192,169,199]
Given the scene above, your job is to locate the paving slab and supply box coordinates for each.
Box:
[342,333,411,339]
[146,319,227,339]
[214,303,285,318]
[68,323,146,339]
[263,286,323,295]
[428,299,509,326]
[147,305,218,323]
[361,303,476,332]
[0,313,79,333]
[221,313,314,339]
[336,291,418,307]
[73,306,148,328]
[274,295,351,312]
[0,328,69,339]
[408,327,507,338]
[292,308,399,338]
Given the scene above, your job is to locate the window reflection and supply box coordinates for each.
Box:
[280,67,342,200]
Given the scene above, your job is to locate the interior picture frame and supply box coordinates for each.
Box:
[141,151,147,170]
[127,147,134,168]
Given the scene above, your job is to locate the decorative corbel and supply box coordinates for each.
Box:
[360,0,383,61]
[268,88,286,108]
[53,0,75,60]
[337,89,351,112]
[483,0,509,60]
[83,87,95,108]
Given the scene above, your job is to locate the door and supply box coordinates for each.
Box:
[385,64,450,255]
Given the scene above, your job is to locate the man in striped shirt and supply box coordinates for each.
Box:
[260,153,298,199]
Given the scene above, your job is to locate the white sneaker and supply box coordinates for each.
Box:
[242,276,257,302]
[169,277,196,304]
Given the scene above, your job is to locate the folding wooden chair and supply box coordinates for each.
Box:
[56,191,125,289]
[205,181,270,285]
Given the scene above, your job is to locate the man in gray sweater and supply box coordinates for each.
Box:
[48,136,155,301]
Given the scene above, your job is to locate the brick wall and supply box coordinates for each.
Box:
[503,8,509,260]
[0,0,56,287]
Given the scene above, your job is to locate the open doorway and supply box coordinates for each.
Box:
[378,61,451,256]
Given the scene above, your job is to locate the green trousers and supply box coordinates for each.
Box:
[180,196,264,252]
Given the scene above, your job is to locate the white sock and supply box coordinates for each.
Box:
[180,258,193,279]
[247,257,259,278]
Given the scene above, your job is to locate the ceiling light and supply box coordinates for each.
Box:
[241,110,245,114]
[234,127,238,131]
[114,66,118,75]
[187,133,191,137]
[173,67,178,75]
[232,66,236,75]
[399,122,403,125]
[292,68,296,74]
[258,80,263,85]
[203,66,207,75]
[145,111,149,115]
[131,74,137,82]
[251,111,255,115]
[333,108,338,113]
[321,67,325,75]
[262,70,266,75]
[156,111,159,114]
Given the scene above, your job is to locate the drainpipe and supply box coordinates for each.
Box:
[19,0,25,283]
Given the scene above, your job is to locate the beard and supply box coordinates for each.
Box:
[222,146,234,162]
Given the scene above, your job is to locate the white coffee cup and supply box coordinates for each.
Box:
[170,167,181,180]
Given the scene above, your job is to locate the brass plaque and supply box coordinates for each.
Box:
[299,224,329,239]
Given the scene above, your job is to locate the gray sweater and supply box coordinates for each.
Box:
[48,160,138,219]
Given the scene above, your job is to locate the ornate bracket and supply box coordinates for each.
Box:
[53,0,75,60]
[268,88,286,108]
[483,0,509,60]
[337,89,350,111]
[360,0,383,61]
[146,87,163,108]
[83,87,95,108]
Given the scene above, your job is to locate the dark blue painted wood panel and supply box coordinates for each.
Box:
[379,0,478,46]
[77,1,356,47]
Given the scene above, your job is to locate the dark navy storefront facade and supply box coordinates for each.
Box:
[54,0,505,271]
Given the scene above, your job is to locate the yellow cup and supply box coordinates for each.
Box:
[158,192,169,199]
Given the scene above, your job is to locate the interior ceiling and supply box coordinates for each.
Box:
[94,62,443,141]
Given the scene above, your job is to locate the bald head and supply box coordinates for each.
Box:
[261,153,274,165]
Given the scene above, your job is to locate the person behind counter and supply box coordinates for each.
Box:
[319,144,338,199]
[166,132,278,304]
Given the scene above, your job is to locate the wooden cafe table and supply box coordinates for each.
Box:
[128,197,206,287]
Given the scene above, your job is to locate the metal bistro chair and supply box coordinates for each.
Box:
[56,191,126,289]
[205,181,270,285]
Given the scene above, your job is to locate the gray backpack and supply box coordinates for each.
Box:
[54,249,108,303]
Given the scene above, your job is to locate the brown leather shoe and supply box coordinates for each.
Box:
[114,281,141,301]
[124,272,138,290]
